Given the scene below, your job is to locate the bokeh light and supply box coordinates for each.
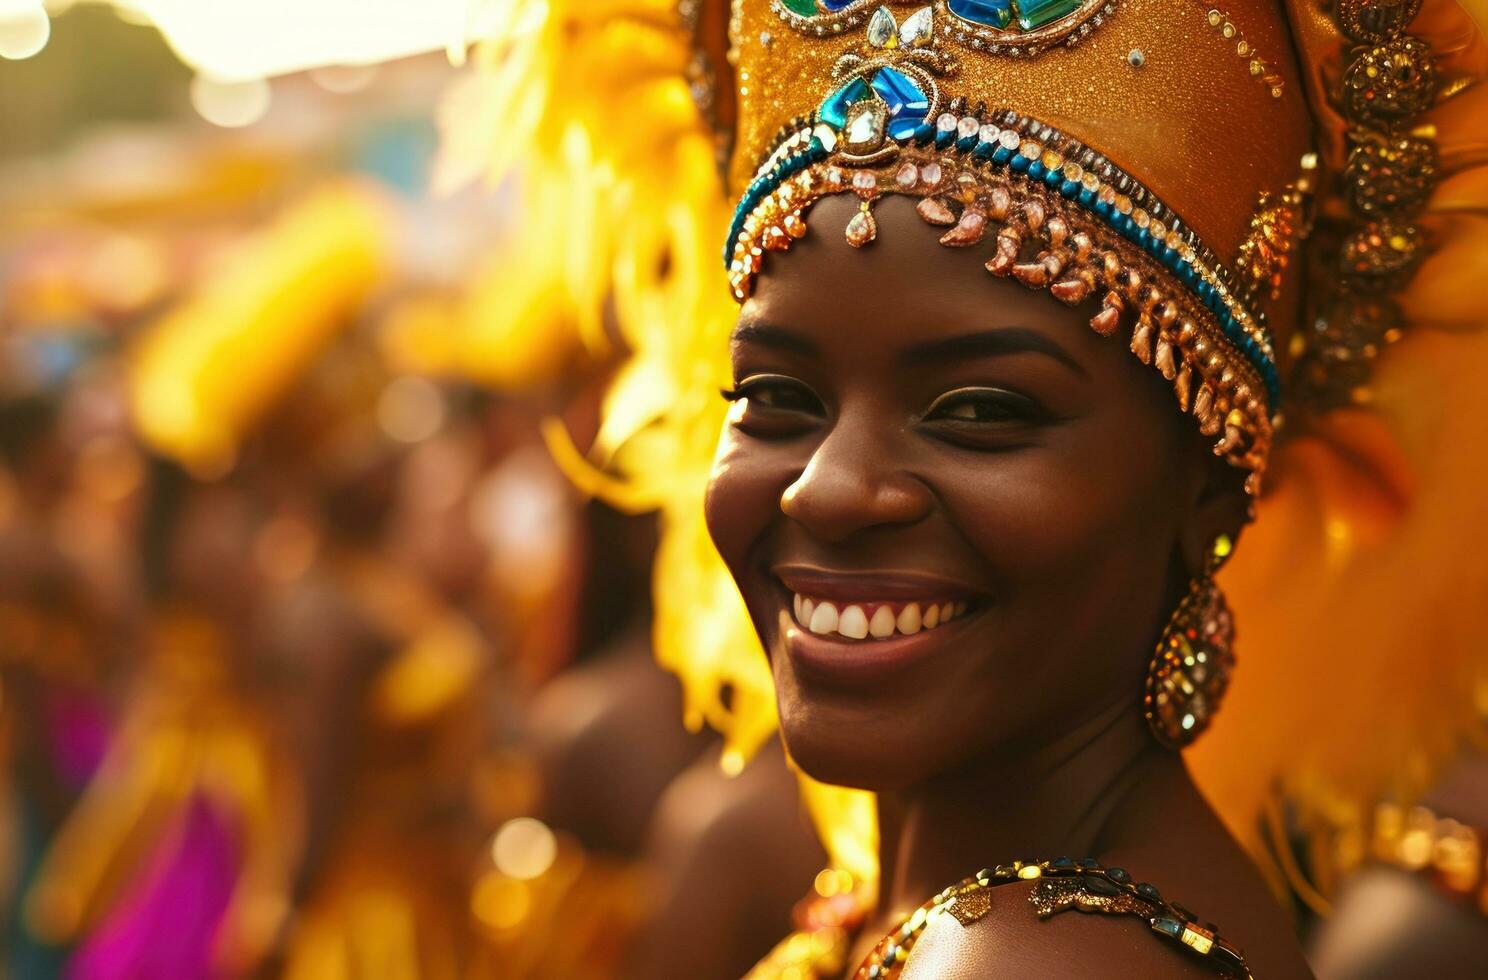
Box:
[188,73,271,127]
[0,0,50,59]
[490,817,557,881]
[376,375,446,444]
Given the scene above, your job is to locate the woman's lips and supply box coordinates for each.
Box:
[771,565,988,687]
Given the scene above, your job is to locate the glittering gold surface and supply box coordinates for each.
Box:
[728,0,1313,281]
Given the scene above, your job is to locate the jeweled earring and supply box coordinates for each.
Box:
[1144,534,1236,749]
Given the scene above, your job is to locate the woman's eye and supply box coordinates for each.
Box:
[722,374,825,429]
[724,375,823,414]
[924,387,1048,425]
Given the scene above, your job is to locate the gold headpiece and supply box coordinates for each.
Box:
[724,1,1319,490]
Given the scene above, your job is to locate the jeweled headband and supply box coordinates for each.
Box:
[721,0,1319,492]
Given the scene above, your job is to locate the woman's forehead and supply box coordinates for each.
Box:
[746,195,1091,341]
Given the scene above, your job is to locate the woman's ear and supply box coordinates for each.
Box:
[1178,453,1251,578]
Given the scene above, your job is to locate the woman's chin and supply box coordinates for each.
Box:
[777,713,933,794]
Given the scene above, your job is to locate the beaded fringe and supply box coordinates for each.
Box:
[729,152,1272,492]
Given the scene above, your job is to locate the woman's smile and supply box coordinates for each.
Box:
[771,564,990,688]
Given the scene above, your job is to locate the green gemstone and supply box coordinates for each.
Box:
[1015,0,1081,30]
[782,0,818,15]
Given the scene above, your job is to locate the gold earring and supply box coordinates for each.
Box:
[1144,534,1236,750]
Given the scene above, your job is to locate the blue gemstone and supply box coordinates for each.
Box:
[1017,0,1082,31]
[1010,153,1031,172]
[1028,160,1046,180]
[992,145,1013,164]
[956,135,978,153]
[819,77,870,128]
[871,68,929,138]
[948,0,1013,28]
[821,0,856,9]
[1152,918,1184,940]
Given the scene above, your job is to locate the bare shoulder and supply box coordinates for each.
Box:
[897,879,1224,980]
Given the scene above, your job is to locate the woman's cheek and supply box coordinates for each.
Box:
[704,429,795,577]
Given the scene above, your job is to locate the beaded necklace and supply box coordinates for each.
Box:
[747,858,1253,980]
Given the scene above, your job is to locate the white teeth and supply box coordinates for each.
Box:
[790,593,971,641]
[838,605,869,639]
[809,601,839,634]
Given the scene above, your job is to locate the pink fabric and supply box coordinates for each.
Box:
[66,796,240,980]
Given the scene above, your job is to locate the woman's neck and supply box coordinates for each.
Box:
[877,697,1179,917]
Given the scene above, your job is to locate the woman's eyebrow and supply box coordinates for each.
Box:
[730,321,820,357]
[899,328,1088,378]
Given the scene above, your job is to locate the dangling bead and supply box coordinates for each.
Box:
[1193,384,1219,434]
[940,209,987,246]
[1022,198,1046,231]
[916,197,958,226]
[986,185,1012,220]
[1155,335,1177,380]
[1052,273,1093,306]
[1131,317,1155,363]
[985,229,1021,276]
[1090,291,1123,336]
[1175,365,1193,410]
[846,205,878,248]
[1070,231,1094,263]
[1215,424,1244,456]
[1013,260,1050,287]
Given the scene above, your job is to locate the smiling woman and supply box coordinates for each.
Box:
[687,0,1465,975]
[453,0,1488,976]
[708,189,1296,975]
[710,193,1226,789]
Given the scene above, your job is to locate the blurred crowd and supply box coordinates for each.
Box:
[0,8,825,978]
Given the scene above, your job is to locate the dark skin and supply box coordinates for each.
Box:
[705,195,1313,977]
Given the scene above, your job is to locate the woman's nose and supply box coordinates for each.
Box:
[780,420,932,542]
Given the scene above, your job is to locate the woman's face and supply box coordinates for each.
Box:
[705,194,1235,792]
